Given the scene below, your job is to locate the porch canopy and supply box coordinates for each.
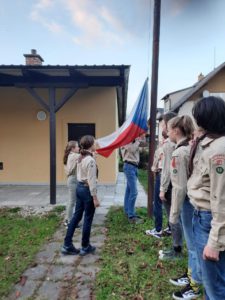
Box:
[0,64,130,204]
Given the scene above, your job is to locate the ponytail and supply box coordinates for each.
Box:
[168,115,195,140]
[63,141,78,165]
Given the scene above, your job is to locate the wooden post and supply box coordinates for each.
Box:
[148,0,161,217]
[49,87,56,205]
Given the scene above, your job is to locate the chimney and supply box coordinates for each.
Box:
[198,72,204,81]
[23,49,44,65]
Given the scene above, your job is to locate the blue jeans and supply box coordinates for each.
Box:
[64,182,95,248]
[123,163,138,218]
[153,172,163,231]
[180,197,201,283]
[193,210,225,299]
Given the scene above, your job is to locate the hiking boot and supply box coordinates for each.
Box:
[163,226,172,236]
[172,284,201,300]
[145,228,162,238]
[159,248,182,260]
[128,217,144,224]
[170,273,190,287]
[61,244,80,255]
[79,244,96,256]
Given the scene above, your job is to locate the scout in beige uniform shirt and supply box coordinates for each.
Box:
[64,151,80,223]
[170,139,190,224]
[121,138,147,165]
[77,154,97,197]
[188,136,225,251]
[160,138,176,193]
[64,152,79,176]
[151,143,164,173]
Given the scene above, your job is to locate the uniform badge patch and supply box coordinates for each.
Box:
[216,166,224,174]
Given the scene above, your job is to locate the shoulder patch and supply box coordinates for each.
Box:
[212,154,225,164]
[216,166,224,174]
[171,156,179,168]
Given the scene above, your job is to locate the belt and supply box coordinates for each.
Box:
[78,181,89,187]
[124,161,138,167]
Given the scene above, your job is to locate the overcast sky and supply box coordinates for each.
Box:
[1,0,225,114]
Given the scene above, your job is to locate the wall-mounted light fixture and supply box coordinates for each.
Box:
[37,110,47,121]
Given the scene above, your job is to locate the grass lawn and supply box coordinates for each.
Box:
[95,169,190,300]
[0,206,64,298]
[138,169,148,192]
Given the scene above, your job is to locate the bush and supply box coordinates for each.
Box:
[139,149,149,170]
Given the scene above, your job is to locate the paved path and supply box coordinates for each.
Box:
[2,173,147,300]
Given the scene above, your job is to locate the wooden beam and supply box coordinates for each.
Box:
[55,88,78,113]
[49,88,56,205]
[148,0,161,217]
[26,87,49,112]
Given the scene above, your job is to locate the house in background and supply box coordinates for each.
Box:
[0,50,130,203]
[161,61,225,116]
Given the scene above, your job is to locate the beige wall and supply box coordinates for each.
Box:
[0,86,118,185]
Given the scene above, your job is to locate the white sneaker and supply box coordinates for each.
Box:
[170,273,190,287]
[145,228,162,238]
[172,285,201,299]
[163,226,172,235]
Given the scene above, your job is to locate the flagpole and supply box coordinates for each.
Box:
[148,0,161,217]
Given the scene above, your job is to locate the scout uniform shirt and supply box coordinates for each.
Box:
[187,136,225,251]
[160,138,176,192]
[151,143,164,172]
[77,155,97,197]
[64,152,79,177]
[169,138,190,224]
[121,138,147,165]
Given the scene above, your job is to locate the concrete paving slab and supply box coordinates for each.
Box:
[46,265,74,281]
[23,264,48,281]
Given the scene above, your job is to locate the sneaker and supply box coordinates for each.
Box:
[159,249,182,260]
[172,284,201,299]
[145,228,162,238]
[170,273,190,287]
[163,226,172,236]
[79,244,96,256]
[61,244,80,255]
[64,220,69,227]
[128,217,144,224]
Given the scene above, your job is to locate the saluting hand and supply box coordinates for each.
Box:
[159,191,166,201]
[203,245,219,261]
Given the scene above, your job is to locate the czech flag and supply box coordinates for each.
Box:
[96,79,149,157]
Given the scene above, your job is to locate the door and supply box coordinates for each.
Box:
[68,123,95,143]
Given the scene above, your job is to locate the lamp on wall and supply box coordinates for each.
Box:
[37,110,47,121]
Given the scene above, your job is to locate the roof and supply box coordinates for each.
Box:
[161,61,225,112]
[161,86,193,100]
[0,64,130,125]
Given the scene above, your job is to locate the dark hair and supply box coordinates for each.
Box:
[162,112,177,125]
[63,140,78,165]
[168,115,194,140]
[79,135,95,155]
[192,96,225,134]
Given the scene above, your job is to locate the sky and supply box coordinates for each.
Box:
[1,0,225,114]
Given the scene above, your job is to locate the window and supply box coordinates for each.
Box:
[68,123,95,143]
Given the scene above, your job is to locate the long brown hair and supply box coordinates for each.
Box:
[79,135,95,156]
[63,140,78,165]
[168,115,195,140]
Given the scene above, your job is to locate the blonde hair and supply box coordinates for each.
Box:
[168,115,195,140]
[63,140,78,165]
